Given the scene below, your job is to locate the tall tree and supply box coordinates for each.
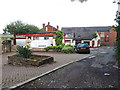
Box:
[3,20,41,34]
[55,30,64,46]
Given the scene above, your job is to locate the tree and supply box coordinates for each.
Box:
[55,30,64,46]
[71,0,88,3]
[93,32,98,38]
[115,25,120,61]
[3,20,41,34]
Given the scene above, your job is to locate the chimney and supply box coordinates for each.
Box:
[43,23,46,31]
[57,25,59,30]
[48,22,50,25]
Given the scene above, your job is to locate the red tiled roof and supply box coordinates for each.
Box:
[16,33,56,37]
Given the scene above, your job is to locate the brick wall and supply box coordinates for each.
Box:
[97,28,117,46]
[42,22,59,32]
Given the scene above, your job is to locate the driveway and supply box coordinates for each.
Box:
[17,46,119,88]
[2,51,91,88]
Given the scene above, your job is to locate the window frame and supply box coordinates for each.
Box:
[100,32,105,37]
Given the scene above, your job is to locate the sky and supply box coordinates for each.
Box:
[0,0,118,34]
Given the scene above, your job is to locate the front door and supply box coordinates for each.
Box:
[92,41,94,47]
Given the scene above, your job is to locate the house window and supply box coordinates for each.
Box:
[44,36,49,40]
[35,37,39,40]
[46,27,48,31]
[100,32,105,37]
[100,40,104,42]
[65,33,73,37]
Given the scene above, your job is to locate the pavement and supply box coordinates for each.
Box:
[18,46,119,88]
[2,51,91,88]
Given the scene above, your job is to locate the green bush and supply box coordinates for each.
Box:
[15,46,32,58]
[61,45,75,54]
[44,46,53,52]
[45,44,75,54]
[115,42,120,61]
[45,44,65,52]
[55,44,64,52]
[64,44,73,48]
[55,30,64,46]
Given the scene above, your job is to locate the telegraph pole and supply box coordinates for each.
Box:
[14,27,16,45]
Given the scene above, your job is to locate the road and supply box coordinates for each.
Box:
[15,46,119,89]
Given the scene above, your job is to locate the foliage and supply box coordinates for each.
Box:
[2,40,10,45]
[3,20,42,34]
[64,44,73,48]
[52,31,57,35]
[0,36,14,39]
[16,46,32,58]
[24,39,31,49]
[55,30,64,46]
[61,45,75,54]
[115,24,120,61]
[44,46,54,52]
[44,43,65,52]
[39,29,44,32]
[45,44,65,52]
[93,32,98,38]
[55,44,64,52]
[15,38,32,58]
[45,44,75,54]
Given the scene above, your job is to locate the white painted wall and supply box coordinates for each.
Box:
[31,40,51,48]
[49,37,53,44]
[90,41,92,47]
[92,32,100,47]
[31,37,34,40]
[53,39,56,46]
[39,37,44,40]
[16,39,26,46]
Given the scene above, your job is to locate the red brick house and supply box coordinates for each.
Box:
[97,27,117,46]
[62,26,117,47]
[41,22,59,32]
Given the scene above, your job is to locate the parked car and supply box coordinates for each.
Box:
[74,43,90,54]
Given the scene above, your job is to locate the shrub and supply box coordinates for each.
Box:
[45,44,65,52]
[15,46,32,58]
[64,44,73,48]
[55,31,64,46]
[2,40,10,45]
[93,32,98,38]
[44,46,53,52]
[55,44,64,52]
[61,45,75,54]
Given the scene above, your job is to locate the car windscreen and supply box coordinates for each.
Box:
[78,44,88,47]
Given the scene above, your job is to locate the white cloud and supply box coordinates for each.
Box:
[0,0,118,34]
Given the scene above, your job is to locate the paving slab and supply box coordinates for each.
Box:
[2,52,91,88]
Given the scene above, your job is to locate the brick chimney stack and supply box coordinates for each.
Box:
[48,22,50,25]
[57,25,59,30]
[43,23,46,31]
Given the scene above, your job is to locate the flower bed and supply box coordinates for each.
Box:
[8,54,54,66]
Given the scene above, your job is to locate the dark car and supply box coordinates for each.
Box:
[74,43,90,54]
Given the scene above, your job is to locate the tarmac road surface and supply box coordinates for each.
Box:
[17,46,119,89]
